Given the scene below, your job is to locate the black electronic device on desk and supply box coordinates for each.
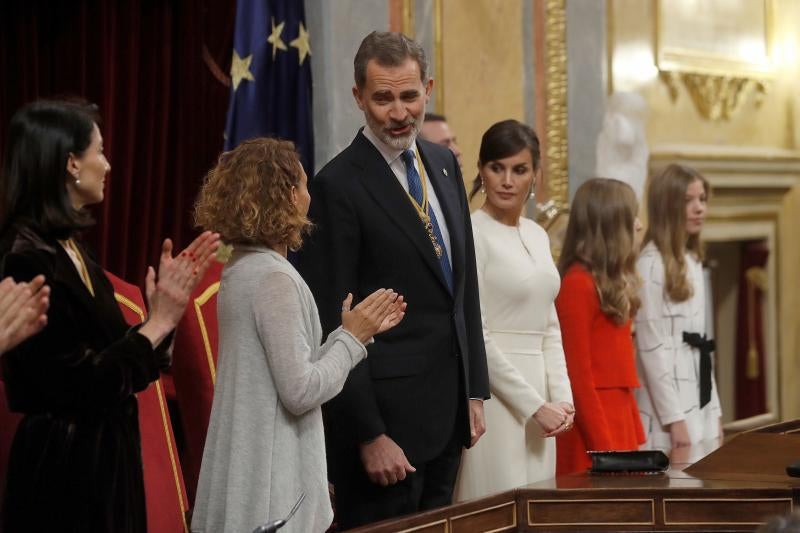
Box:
[588,450,670,475]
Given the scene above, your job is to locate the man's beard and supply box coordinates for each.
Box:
[366,113,422,151]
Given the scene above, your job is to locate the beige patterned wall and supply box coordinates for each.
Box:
[440,0,527,190]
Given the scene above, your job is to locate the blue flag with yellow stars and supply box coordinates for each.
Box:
[225,0,314,171]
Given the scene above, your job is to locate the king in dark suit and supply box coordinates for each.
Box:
[297,31,490,528]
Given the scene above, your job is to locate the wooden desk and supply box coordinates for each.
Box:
[350,433,800,532]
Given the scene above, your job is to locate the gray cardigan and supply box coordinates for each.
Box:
[191,246,366,533]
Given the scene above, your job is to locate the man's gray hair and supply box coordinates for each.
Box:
[354,31,428,89]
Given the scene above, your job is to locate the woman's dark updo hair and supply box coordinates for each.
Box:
[469,119,541,201]
[0,99,100,239]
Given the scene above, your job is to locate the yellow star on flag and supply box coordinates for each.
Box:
[230,50,255,91]
[267,17,288,60]
[290,22,312,65]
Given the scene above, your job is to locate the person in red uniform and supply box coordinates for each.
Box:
[555,178,645,475]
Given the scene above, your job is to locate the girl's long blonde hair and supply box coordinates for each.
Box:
[558,178,641,324]
[643,163,709,302]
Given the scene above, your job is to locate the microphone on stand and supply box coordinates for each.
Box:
[252,492,306,533]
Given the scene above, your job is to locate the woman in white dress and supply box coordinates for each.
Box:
[635,163,722,451]
[455,120,574,501]
[191,138,406,533]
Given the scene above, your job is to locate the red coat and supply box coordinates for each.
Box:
[555,264,645,475]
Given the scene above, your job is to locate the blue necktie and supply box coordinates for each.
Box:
[401,149,453,292]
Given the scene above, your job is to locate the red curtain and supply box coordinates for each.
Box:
[0,0,235,284]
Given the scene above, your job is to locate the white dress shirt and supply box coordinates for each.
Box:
[362,126,452,263]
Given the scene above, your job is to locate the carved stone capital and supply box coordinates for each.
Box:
[659,70,768,121]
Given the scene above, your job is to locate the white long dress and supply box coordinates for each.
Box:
[454,210,573,501]
[634,242,722,451]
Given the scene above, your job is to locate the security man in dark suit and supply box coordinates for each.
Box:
[297,31,490,529]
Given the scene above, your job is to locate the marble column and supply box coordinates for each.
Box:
[566,0,607,200]
[305,1,389,172]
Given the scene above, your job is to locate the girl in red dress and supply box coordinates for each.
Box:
[555,178,646,474]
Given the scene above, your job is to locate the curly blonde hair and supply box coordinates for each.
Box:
[194,138,311,250]
[558,178,641,324]
[644,163,709,302]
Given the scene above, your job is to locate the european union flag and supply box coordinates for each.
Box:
[225,0,314,172]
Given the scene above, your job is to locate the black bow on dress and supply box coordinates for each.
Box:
[683,331,716,408]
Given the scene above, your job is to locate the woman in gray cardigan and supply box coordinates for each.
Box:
[191,138,406,533]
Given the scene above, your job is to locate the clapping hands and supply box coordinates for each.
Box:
[341,288,407,343]
[139,231,221,347]
[0,275,50,353]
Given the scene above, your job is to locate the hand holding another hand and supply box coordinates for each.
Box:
[542,401,575,437]
[533,401,570,437]
[341,289,407,343]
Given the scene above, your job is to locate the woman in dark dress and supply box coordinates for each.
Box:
[0,100,220,533]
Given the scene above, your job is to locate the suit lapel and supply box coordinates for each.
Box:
[350,133,452,295]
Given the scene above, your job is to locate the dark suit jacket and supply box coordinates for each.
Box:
[297,131,489,468]
[0,225,171,533]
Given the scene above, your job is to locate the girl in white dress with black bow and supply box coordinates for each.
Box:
[635,164,723,452]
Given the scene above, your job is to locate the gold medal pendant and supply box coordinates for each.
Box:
[421,213,443,258]
[406,148,444,259]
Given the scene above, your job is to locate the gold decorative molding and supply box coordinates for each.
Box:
[659,71,768,121]
[544,0,569,210]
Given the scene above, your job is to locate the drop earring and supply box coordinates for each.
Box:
[480,179,486,194]
[73,172,81,186]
